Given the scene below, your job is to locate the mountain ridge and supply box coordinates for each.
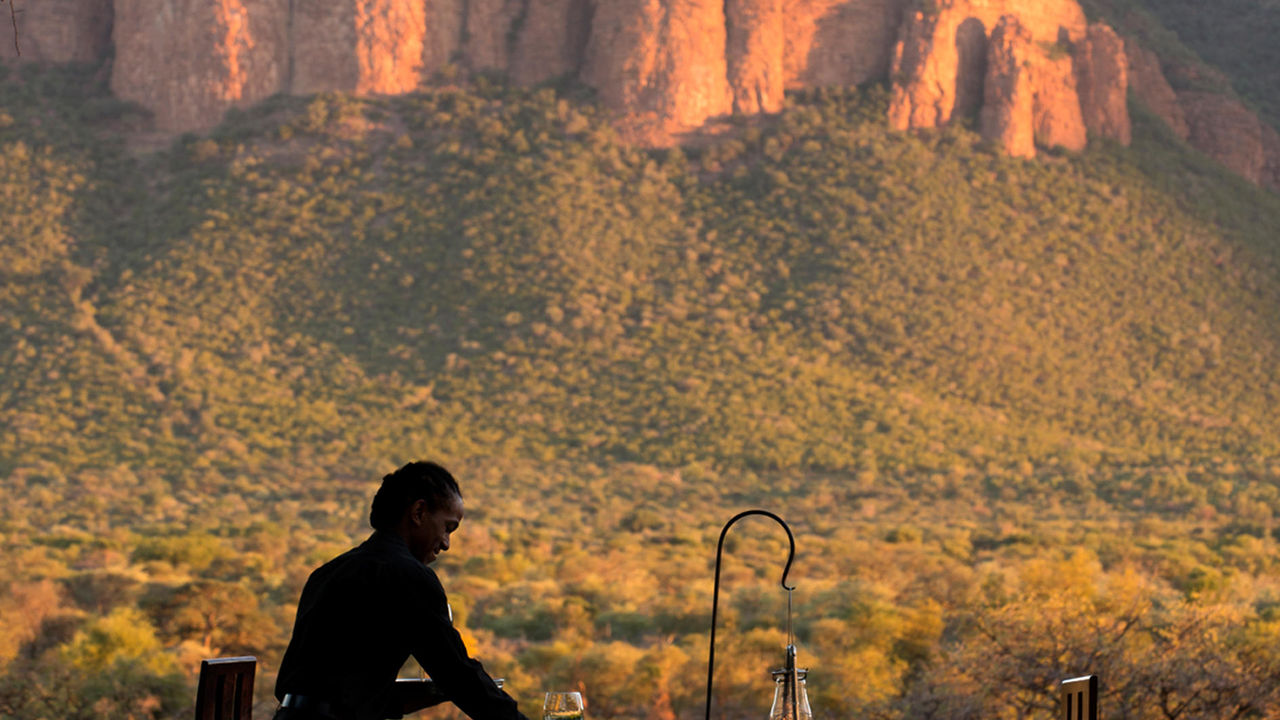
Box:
[3,0,1278,188]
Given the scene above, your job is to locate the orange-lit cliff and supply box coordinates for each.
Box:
[2,0,1276,187]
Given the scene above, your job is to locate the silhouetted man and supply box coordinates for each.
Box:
[274,461,530,720]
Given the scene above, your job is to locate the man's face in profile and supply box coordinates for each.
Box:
[408,493,464,565]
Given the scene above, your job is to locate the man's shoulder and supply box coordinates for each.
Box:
[360,534,446,592]
[310,534,437,584]
[399,555,446,595]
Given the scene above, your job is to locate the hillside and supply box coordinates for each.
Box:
[4,59,1280,719]
[5,66,1280,496]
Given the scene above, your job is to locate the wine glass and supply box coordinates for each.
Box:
[543,691,584,720]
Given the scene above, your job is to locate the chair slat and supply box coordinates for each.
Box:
[195,656,257,720]
[1061,674,1098,720]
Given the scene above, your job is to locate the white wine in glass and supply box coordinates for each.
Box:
[543,691,584,720]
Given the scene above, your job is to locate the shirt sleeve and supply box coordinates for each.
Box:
[404,566,530,720]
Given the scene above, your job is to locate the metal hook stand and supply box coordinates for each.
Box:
[703,509,797,720]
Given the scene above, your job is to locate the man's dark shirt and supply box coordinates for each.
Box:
[275,531,526,720]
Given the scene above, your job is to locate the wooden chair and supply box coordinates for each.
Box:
[195,656,257,720]
[1061,674,1098,720]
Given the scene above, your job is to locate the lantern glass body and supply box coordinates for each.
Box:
[769,669,812,720]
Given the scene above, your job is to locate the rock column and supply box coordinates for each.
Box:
[726,0,785,114]
[582,0,733,144]
[979,15,1035,158]
[1074,22,1130,145]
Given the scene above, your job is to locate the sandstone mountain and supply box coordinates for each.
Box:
[2,0,1276,188]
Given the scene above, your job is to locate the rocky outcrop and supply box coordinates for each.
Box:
[355,0,428,93]
[41,0,1134,149]
[509,0,592,85]
[291,0,363,94]
[1029,37,1086,151]
[463,0,524,72]
[17,0,1280,191]
[292,0,429,95]
[1180,90,1280,190]
[1121,39,1277,191]
[112,0,286,132]
[1075,22,1130,145]
[979,16,1034,158]
[889,0,1114,157]
[113,0,454,131]
[783,0,906,90]
[0,0,112,63]
[1124,38,1188,139]
[726,0,784,115]
[580,0,732,144]
[888,5,975,129]
[420,0,464,77]
[889,0,1089,133]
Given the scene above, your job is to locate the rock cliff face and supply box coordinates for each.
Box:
[509,0,592,85]
[580,0,732,144]
[1180,90,1280,189]
[6,0,1280,188]
[1029,35,1086,151]
[726,0,784,115]
[979,16,1035,158]
[292,0,429,95]
[1123,38,1187,139]
[112,0,286,132]
[579,0,909,141]
[888,0,1118,157]
[1075,22,1130,146]
[783,0,905,90]
[0,0,112,63]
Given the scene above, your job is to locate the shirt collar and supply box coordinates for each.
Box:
[366,529,414,557]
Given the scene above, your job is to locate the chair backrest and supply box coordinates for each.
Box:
[195,656,257,720]
[1061,674,1098,720]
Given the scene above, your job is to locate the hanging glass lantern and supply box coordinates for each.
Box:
[769,646,812,720]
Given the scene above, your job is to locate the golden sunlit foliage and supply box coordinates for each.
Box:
[2,41,1280,720]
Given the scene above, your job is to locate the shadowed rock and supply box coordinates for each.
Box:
[510,0,594,85]
[0,0,113,63]
[112,0,287,132]
[1124,38,1188,139]
[784,0,906,91]
[727,0,784,114]
[580,0,732,144]
[293,0,428,95]
[979,15,1034,158]
[1181,90,1280,190]
[1075,22,1130,146]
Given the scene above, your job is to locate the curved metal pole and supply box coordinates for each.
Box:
[704,509,796,720]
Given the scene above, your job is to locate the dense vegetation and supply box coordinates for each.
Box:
[3,16,1280,719]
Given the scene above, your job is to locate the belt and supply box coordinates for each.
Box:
[280,694,340,719]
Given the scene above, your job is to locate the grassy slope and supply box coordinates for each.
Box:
[3,69,1280,527]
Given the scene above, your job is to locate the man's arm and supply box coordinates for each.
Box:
[405,568,530,720]
[394,679,449,714]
